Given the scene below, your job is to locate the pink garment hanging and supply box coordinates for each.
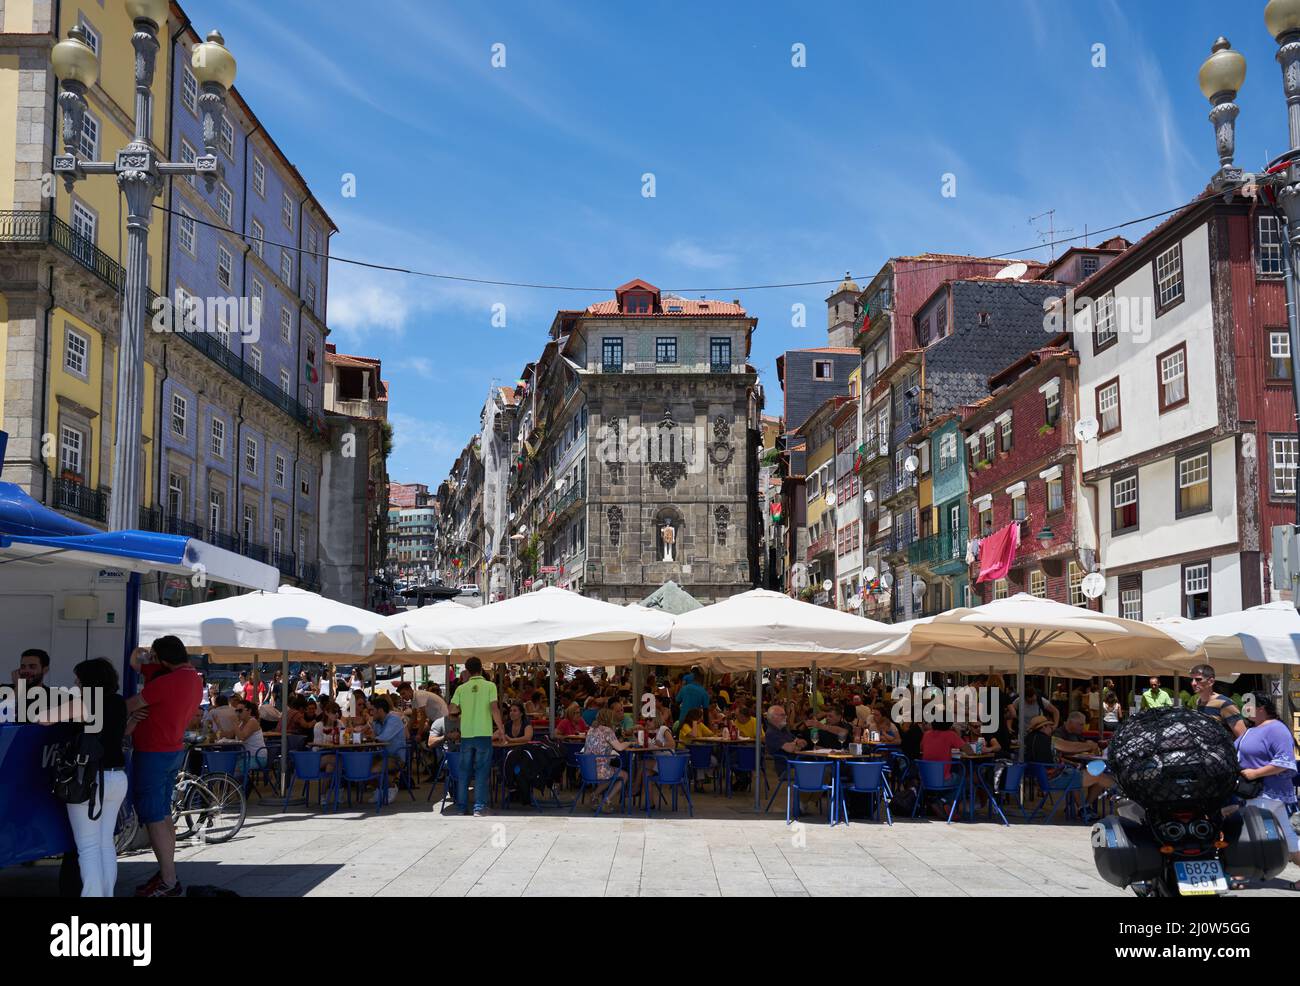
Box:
[976,522,1021,584]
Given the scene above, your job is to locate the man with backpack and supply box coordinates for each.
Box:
[127,635,202,898]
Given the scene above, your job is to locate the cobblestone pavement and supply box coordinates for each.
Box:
[4,791,1296,897]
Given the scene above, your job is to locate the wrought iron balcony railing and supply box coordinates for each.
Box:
[1,210,317,431]
[54,478,108,523]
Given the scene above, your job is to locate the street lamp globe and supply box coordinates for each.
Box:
[1198,37,1246,101]
[192,29,237,90]
[124,0,170,26]
[1266,0,1300,41]
[51,27,98,87]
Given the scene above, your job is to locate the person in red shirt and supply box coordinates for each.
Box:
[126,635,203,898]
[920,721,967,777]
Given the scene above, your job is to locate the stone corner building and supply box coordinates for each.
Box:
[507,279,763,605]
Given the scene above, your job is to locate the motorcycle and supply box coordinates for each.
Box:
[1088,707,1290,897]
[1088,758,1288,897]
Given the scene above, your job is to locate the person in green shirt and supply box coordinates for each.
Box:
[1140,676,1173,710]
[448,657,503,816]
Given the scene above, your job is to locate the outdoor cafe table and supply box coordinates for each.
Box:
[309,742,389,806]
[788,749,857,825]
[692,736,753,795]
[952,751,995,823]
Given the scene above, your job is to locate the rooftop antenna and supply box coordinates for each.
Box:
[1029,209,1073,261]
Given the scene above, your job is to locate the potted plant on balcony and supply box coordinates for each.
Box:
[798,586,815,602]
[59,468,81,483]
[1037,423,1057,437]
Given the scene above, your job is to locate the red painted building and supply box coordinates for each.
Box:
[963,342,1096,606]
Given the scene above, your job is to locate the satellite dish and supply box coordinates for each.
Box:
[508,511,516,521]
[848,596,862,610]
[555,478,566,493]
[912,577,927,600]
[1074,418,1099,442]
[904,454,919,473]
[864,566,878,581]
[517,524,528,535]
[994,261,1029,280]
[1081,572,1106,600]
[822,579,834,593]
[825,491,837,508]
[864,490,875,504]
[881,572,894,589]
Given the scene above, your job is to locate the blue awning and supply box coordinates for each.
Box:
[0,482,278,591]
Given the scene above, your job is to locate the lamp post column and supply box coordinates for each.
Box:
[107,20,163,532]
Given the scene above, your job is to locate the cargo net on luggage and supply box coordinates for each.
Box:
[1107,706,1240,811]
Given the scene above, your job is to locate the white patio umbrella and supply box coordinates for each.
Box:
[139,586,402,795]
[871,593,1199,759]
[1150,602,1300,674]
[397,587,674,731]
[645,588,907,811]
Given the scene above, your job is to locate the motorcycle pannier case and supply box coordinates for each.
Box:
[1090,815,1164,889]
[1220,805,1289,881]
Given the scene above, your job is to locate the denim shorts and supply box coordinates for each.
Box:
[131,750,185,824]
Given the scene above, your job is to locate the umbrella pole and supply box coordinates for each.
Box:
[754,651,763,813]
[548,641,557,734]
[1016,633,1027,763]
[280,649,288,798]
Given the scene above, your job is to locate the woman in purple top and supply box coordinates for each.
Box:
[1235,692,1299,889]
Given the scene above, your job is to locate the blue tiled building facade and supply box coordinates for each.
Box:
[147,24,335,599]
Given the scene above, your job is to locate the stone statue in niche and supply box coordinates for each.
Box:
[660,521,676,561]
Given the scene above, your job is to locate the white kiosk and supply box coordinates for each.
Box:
[0,443,278,867]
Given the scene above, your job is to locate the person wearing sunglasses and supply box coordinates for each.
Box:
[1189,663,1247,740]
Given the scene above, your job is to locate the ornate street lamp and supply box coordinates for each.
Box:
[51,10,234,530]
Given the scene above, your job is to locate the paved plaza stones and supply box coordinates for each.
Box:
[4,795,1296,897]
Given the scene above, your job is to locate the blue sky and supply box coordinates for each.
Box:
[186,0,1291,484]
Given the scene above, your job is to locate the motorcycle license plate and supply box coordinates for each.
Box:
[1174,860,1227,895]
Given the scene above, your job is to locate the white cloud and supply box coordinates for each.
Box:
[664,239,738,271]
[387,412,462,478]
[326,275,415,340]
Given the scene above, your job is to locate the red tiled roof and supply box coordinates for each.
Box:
[585,294,747,317]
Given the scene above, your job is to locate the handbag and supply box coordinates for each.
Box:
[49,729,106,820]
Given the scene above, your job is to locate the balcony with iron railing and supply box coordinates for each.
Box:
[601,362,624,374]
[907,527,969,569]
[710,361,732,374]
[0,210,317,430]
[881,469,918,506]
[806,531,834,563]
[53,478,108,523]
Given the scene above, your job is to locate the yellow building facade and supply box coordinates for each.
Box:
[1,0,169,520]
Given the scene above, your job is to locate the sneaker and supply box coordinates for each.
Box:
[472,805,486,817]
[440,803,462,816]
[133,872,164,897]
[387,786,398,804]
[146,879,183,898]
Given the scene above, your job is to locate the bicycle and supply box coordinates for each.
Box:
[113,747,248,851]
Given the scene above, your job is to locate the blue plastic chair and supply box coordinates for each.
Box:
[786,759,838,825]
[1025,762,1082,822]
[912,760,966,824]
[980,760,1026,825]
[571,753,622,814]
[390,745,417,802]
[286,750,334,812]
[436,748,462,811]
[844,759,892,825]
[726,744,765,800]
[645,753,693,816]
[765,751,790,813]
[686,742,717,793]
[339,750,387,812]
[424,747,445,802]
[201,749,245,778]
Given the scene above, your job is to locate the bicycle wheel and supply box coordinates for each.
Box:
[184,774,246,844]
[113,802,139,855]
[172,774,200,840]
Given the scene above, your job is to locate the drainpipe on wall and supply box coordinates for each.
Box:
[40,264,54,505]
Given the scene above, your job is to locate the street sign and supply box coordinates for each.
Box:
[539,565,557,574]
